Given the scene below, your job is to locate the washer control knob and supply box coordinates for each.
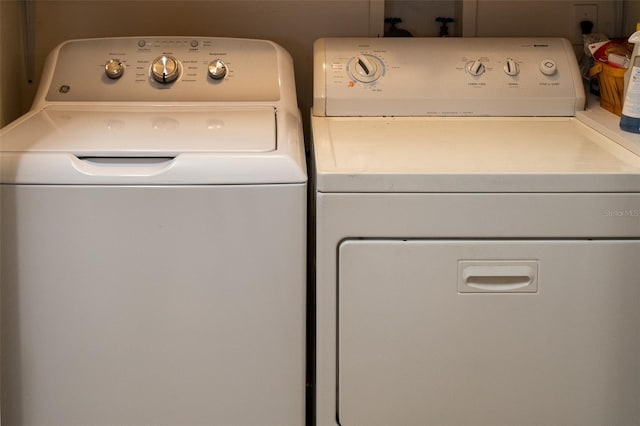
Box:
[208,59,227,80]
[466,58,486,76]
[105,59,125,79]
[348,55,383,83]
[540,59,557,76]
[151,55,180,84]
[503,58,519,76]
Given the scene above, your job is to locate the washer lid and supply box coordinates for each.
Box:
[1,106,308,185]
[312,116,640,192]
[1,106,275,155]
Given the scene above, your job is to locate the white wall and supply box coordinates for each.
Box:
[469,0,620,42]
[1,1,25,126]
[625,0,640,35]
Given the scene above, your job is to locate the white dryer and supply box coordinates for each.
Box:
[311,37,640,426]
[1,37,306,425]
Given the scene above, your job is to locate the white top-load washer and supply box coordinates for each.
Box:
[1,37,306,425]
[311,37,640,426]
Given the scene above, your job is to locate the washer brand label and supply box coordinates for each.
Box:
[59,85,70,93]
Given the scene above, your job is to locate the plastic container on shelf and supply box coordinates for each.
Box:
[589,61,627,116]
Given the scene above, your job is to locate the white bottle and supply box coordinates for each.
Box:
[623,24,640,98]
[621,56,640,133]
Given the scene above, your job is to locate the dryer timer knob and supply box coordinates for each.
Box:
[348,55,383,83]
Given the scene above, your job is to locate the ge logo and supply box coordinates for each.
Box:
[59,85,70,93]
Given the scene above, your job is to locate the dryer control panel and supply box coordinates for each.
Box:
[42,37,285,103]
[313,37,586,117]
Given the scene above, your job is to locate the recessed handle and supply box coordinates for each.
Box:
[458,261,538,293]
[77,156,175,166]
[72,155,176,176]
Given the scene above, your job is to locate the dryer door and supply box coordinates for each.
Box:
[338,239,640,426]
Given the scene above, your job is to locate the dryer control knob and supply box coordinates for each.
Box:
[466,58,486,76]
[503,58,519,76]
[105,59,125,79]
[208,59,227,80]
[348,55,383,83]
[540,59,557,76]
[151,55,180,84]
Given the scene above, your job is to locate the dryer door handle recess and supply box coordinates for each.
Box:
[458,261,538,293]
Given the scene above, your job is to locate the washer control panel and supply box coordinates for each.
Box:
[314,37,585,117]
[45,37,280,102]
